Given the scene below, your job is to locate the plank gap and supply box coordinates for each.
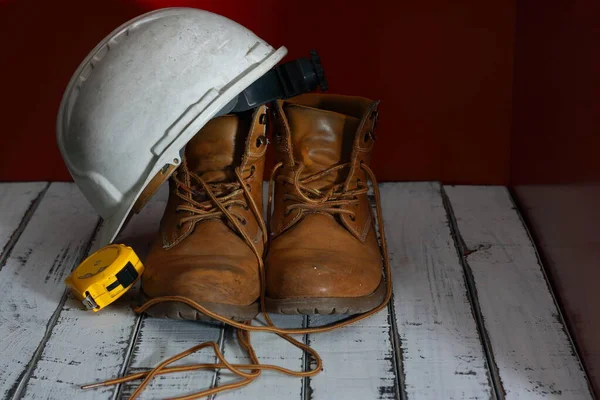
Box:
[13,290,70,400]
[372,184,402,400]
[441,186,504,400]
[0,182,50,271]
[386,297,407,400]
[208,324,227,400]
[303,320,314,400]
[375,183,405,400]
[10,217,102,400]
[113,314,146,400]
[300,316,310,400]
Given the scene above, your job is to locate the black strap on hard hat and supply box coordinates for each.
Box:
[217,50,327,116]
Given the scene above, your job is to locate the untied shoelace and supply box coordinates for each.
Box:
[82,159,393,400]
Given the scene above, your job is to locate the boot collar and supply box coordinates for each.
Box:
[273,94,380,185]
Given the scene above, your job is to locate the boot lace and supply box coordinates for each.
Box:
[267,162,369,230]
[171,157,266,243]
[82,160,392,400]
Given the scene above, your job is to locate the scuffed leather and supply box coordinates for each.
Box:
[143,106,268,306]
[266,94,383,299]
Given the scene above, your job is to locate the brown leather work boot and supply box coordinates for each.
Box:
[142,106,268,321]
[264,94,385,314]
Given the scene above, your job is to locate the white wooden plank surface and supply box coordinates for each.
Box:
[0,183,99,399]
[306,311,398,400]
[19,185,169,400]
[119,318,222,399]
[381,182,493,400]
[0,182,47,259]
[214,315,305,400]
[444,185,593,399]
[8,181,592,400]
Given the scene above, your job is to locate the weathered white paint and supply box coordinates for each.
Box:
[444,185,593,399]
[381,182,493,400]
[6,181,594,400]
[307,311,397,400]
[0,182,47,258]
[215,315,305,400]
[0,183,99,399]
[20,185,168,400]
[120,317,222,400]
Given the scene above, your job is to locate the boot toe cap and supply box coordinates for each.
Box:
[265,248,381,299]
[142,256,260,306]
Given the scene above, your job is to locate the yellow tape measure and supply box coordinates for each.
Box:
[65,244,144,312]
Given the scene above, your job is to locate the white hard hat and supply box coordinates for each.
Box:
[57,8,287,247]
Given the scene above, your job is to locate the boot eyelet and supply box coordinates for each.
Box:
[349,215,356,221]
[250,165,256,174]
[240,218,247,225]
[256,135,267,147]
[259,113,267,124]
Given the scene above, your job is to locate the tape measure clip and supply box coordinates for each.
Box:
[82,293,99,310]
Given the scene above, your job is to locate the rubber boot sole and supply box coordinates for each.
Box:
[264,280,386,315]
[140,291,259,322]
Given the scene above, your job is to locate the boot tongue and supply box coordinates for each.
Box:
[185,115,245,183]
[284,104,359,189]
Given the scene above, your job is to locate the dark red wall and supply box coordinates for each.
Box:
[0,0,515,184]
[511,1,600,394]
[511,1,600,185]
